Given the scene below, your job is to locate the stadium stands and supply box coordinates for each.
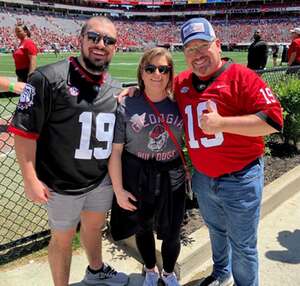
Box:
[0,0,299,52]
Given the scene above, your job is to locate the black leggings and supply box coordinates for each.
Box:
[135,185,186,273]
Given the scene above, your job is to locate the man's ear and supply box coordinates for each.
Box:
[215,38,221,48]
[78,34,84,46]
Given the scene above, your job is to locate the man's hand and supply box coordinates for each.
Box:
[116,86,138,103]
[115,189,137,211]
[200,100,224,135]
[24,179,51,204]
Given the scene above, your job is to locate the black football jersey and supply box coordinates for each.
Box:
[9,57,122,194]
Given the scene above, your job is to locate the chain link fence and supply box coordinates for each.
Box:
[0,65,299,265]
[0,92,50,265]
[258,65,300,86]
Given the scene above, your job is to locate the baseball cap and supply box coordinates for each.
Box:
[181,18,216,46]
[290,27,300,34]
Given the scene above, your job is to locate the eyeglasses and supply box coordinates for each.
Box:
[184,42,214,55]
[85,31,117,46]
[144,64,171,74]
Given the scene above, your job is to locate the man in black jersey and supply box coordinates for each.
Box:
[8,16,128,286]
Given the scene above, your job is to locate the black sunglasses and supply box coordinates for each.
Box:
[144,64,171,74]
[85,31,117,46]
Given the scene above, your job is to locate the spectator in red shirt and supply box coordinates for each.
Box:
[288,27,300,73]
[13,24,38,82]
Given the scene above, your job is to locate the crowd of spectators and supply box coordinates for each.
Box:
[0,9,299,52]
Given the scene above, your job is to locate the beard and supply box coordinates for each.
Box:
[254,34,261,41]
[82,54,110,73]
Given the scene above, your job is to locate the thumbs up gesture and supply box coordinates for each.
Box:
[200,100,224,135]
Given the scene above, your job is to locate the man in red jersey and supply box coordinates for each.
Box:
[174,18,283,286]
[287,27,300,74]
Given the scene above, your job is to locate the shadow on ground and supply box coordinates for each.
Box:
[183,277,205,286]
[70,273,144,286]
[265,229,300,264]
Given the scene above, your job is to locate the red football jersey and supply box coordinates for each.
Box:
[174,63,283,177]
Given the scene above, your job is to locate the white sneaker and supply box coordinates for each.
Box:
[143,269,159,286]
[161,271,180,286]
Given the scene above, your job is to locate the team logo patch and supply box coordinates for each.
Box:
[180,86,189,93]
[17,84,35,110]
[148,124,168,152]
[68,86,80,97]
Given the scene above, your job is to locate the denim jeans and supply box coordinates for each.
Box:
[192,158,264,286]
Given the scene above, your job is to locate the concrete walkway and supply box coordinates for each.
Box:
[1,171,300,286]
[186,191,300,286]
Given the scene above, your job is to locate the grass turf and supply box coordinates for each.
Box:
[0,51,250,81]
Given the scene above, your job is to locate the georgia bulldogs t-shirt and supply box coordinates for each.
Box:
[114,92,184,162]
[174,63,283,178]
[9,57,122,193]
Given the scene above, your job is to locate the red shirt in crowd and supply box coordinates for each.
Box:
[288,37,300,64]
[13,38,38,70]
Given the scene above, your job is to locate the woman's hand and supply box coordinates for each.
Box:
[115,189,137,211]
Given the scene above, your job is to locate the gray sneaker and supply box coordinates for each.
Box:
[82,263,129,286]
[199,275,234,286]
[161,272,180,286]
[143,270,159,286]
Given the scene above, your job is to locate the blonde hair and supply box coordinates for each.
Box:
[137,47,174,97]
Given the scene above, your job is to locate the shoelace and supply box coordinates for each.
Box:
[102,265,117,277]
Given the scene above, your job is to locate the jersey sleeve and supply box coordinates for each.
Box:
[113,101,126,144]
[8,70,52,139]
[240,68,283,131]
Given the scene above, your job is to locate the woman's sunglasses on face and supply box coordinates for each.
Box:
[144,64,171,74]
[85,31,117,47]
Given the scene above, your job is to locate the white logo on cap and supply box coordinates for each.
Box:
[183,23,205,39]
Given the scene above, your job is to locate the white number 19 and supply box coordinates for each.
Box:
[185,101,224,148]
[75,112,115,160]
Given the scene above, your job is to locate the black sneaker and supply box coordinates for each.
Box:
[82,263,129,286]
[199,275,234,286]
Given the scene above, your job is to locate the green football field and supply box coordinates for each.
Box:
[0,51,249,82]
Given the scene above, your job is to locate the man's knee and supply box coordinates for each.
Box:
[50,228,76,249]
[80,211,106,232]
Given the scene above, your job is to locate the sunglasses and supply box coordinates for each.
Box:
[85,31,117,46]
[144,64,171,74]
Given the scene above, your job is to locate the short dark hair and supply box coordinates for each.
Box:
[80,16,115,36]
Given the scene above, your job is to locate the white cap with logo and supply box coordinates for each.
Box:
[290,27,300,34]
[181,18,216,46]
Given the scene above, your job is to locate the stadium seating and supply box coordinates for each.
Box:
[0,9,298,52]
